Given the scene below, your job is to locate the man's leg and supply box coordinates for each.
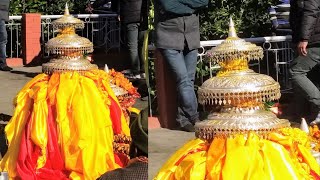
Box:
[126,23,140,76]
[138,29,147,75]
[0,20,9,69]
[289,47,320,124]
[183,48,199,123]
[160,49,198,131]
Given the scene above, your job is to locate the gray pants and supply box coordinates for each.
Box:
[289,47,320,112]
[0,20,7,68]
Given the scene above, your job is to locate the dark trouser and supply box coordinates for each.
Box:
[289,47,320,115]
[160,48,199,127]
[0,20,7,68]
[125,22,146,74]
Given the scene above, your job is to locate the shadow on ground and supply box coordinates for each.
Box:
[10,70,40,78]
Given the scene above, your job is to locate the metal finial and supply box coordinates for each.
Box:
[300,118,310,134]
[64,3,70,16]
[228,17,238,38]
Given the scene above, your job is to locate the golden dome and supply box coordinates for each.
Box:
[42,57,98,75]
[195,17,290,140]
[207,17,263,63]
[42,3,97,74]
[45,34,93,56]
[51,3,85,29]
[198,69,281,106]
[195,111,290,139]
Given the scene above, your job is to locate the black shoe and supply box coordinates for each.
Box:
[0,66,12,71]
[194,119,201,125]
[311,118,320,125]
[311,112,320,125]
[125,73,142,80]
[180,124,195,132]
[121,69,133,75]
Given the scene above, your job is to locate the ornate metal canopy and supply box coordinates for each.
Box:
[195,17,290,140]
[42,3,97,74]
[51,3,85,29]
[206,18,264,63]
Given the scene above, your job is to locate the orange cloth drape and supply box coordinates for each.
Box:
[0,70,130,180]
[155,130,320,180]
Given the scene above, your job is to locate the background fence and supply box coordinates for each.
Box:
[6,13,121,59]
[197,35,293,92]
[6,14,294,92]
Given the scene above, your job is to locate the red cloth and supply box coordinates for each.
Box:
[114,152,129,168]
[16,103,69,179]
[310,169,320,180]
[109,96,122,135]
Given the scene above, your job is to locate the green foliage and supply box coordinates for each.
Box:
[148,0,155,30]
[199,0,278,40]
[9,0,89,15]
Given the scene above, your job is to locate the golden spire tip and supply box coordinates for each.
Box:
[228,17,238,38]
[64,3,70,16]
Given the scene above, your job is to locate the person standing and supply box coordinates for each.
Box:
[155,0,208,132]
[0,0,12,71]
[289,0,320,125]
[119,0,149,79]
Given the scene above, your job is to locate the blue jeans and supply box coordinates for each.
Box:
[289,47,320,110]
[0,20,7,68]
[125,23,145,74]
[160,48,199,127]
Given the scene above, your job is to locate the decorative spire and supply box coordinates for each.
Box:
[300,118,310,134]
[64,3,70,16]
[206,16,264,64]
[228,17,238,38]
[51,3,84,30]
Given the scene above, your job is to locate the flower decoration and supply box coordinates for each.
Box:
[108,69,140,98]
[309,125,320,152]
[108,69,141,123]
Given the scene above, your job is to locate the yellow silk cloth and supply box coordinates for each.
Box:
[155,130,320,180]
[0,70,130,180]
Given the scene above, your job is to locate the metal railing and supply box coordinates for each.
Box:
[40,14,120,57]
[6,15,293,91]
[198,35,294,92]
[6,16,22,58]
[6,13,121,58]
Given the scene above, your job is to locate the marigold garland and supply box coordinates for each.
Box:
[309,125,320,152]
[217,58,249,77]
[108,69,140,98]
[108,69,141,124]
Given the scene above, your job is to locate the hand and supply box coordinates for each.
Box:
[297,41,308,56]
[127,156,148,166]
[137,156,148,163]
[118,15,121,21]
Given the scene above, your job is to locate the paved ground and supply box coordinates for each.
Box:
[0,66,42,116]
[148,128,195,179]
